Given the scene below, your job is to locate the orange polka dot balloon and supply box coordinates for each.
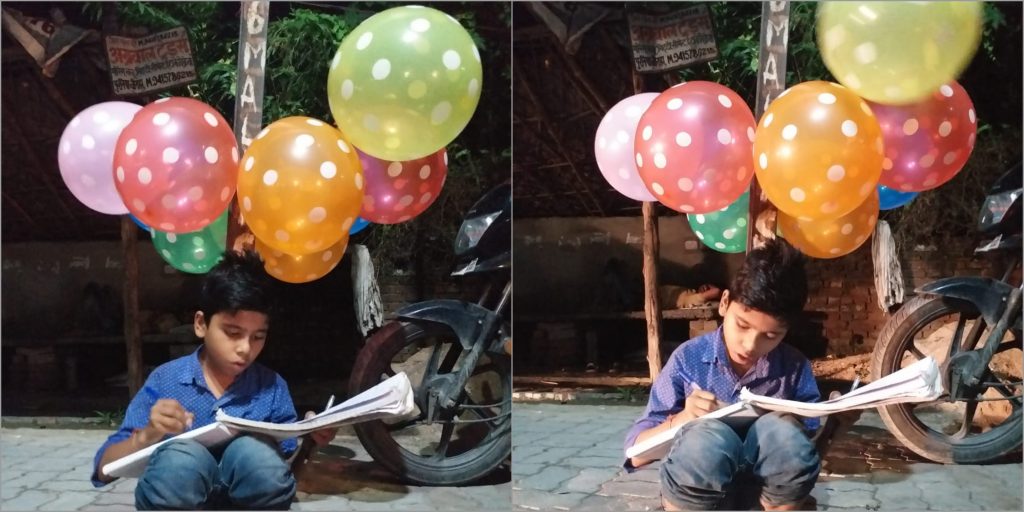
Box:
[779,189,879,259]
[255,236,347,284]
[635,81,756,214]
[753,81,884,221]
[357,147,447,224]
[113,97,239,233]
[237,117,364,256]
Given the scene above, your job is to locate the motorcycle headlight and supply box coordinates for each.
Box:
[454,211,501,254]
[978,189,1022,231]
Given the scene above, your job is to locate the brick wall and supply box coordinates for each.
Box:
[681,239,1000,358]
[379,271,487,317]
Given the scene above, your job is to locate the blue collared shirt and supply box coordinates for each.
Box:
[623,327,820,469]
[91,347,298,487]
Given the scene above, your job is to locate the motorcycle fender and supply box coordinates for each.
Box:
[395,299,499,351]
[916,277,1016,326]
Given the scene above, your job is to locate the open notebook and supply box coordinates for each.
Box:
[102,372,416,479]
[625,356,944,462]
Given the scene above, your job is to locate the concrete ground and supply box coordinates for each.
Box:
[512,403,1023,511]
[0,426,510,511]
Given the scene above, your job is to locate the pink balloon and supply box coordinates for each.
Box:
[594,93,659,201]
[358,148,447,224]
[113,97,239,234]
[58,102,141,214]
[635,81,756,214]
[873,82,977,192]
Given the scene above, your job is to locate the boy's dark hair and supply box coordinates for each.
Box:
[199,249,275,324]
[728,238,808,325]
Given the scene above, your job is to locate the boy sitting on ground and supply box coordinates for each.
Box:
[92,250,336,510]
[624,239,854,511]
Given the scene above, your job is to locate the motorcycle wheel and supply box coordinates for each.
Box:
[349,321,511,485]
[871,295,1023,463]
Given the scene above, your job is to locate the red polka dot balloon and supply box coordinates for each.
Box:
[357,147,447,224]
[872,82,977,192]
[634,81,756,214]
[114,97,239,233]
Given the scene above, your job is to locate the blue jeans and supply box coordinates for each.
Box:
[136,435,296,510]
[660,412,820,510]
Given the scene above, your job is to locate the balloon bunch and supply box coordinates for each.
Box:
[242,5,480,282]
[59,97,238,271]
[56,6,483,281]
[591,2,982,260]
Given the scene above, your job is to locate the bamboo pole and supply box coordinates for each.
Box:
[747,2,791,251]
[228,0,270,252]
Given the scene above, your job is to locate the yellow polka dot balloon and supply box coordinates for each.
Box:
[779,189,879,259]
[818,2,981,106]
[753,81,883,222]
[255,236,347,284]
[237,117,363,256]
[327,5,482,161]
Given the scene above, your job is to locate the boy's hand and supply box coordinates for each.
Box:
[676,389,721,424]
[146,399,194,440]
[304,411,338,447]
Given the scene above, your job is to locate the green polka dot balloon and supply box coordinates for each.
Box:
[327,5,482,161]
[151,209,228,274]
[687,191,749,253]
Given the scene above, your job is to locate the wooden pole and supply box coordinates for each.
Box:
[633,69,663,380]
[228,0,269,252]
[121,216,143,396]
[747,2,791,252]
[100,2,144,397]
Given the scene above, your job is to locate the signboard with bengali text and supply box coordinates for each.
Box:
[104,26,197,97]
[628,4,719,74]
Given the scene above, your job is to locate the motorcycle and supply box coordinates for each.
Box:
[871,163,1022,464]
[348,183,511,485]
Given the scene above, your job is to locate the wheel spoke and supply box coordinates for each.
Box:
[907,345,927,362]
[947,315,968,360]
[962,318,987,352]
[431,419,456,460]
[953,400,980,439]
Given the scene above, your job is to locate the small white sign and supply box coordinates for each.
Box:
[105,27,197,97]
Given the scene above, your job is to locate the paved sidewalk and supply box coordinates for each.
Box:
[0,427,510,511]
[512,403,1023,511]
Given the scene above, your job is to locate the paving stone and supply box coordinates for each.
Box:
[512,445,546,462]
[518,466,578,492]
[597,479,661,499]
[917,479,1004,510]
[534,434,601,449]
[817,487,879,509]
[77,504,134,512]
[91,489,136,507]
[560,455,622,469]
[3,472,63,490]
[512,489,589,510]
[517,447,581,466]
[512,463,544,477]
[37,491,97,511]
[36,480,97,493]
[2,489,56,510]
[564,467,620,494]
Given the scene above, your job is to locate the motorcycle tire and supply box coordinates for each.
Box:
[871,295,1023,464]
[349,321,512,486]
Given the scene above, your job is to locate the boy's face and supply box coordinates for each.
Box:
[193,309,268,378]
[718,290,788,373]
